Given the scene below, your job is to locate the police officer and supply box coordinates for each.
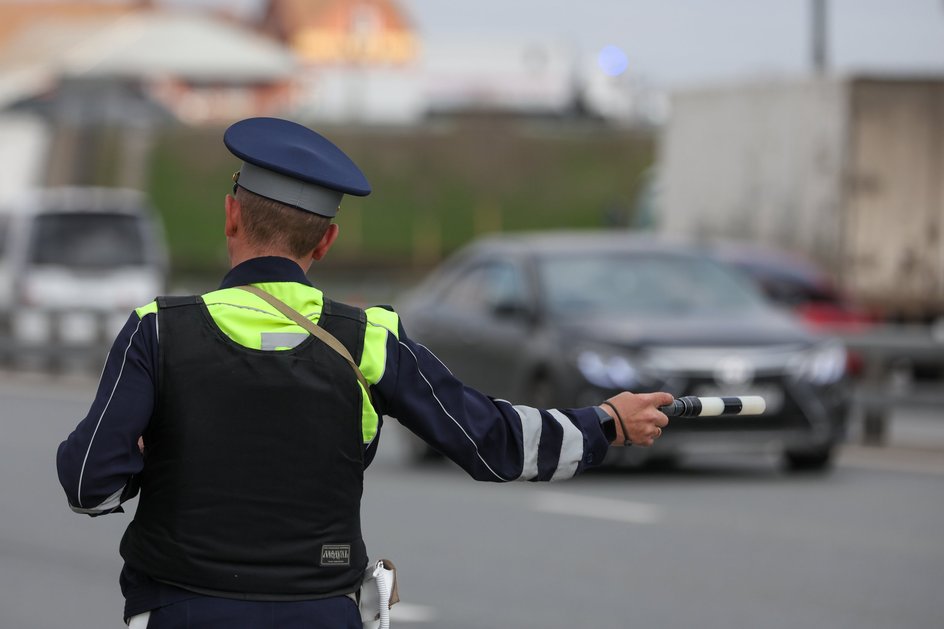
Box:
[56,117,672,628]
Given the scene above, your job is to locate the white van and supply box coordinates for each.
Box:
[0,187,168,360]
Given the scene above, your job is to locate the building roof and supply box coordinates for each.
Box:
[0,8,298,102]
[262,0,417,65]
[62,13,298,81]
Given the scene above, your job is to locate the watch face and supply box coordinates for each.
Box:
[600,416,617,442]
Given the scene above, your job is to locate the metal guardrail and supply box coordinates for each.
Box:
[841,325,944,445]
[0,309,113,373]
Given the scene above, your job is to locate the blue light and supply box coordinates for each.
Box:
[598,45,629,77]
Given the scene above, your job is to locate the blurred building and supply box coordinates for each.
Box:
[0,0,298,124]
[251,0,652,125]
[0,0,657,127]
[261,0,416,65]
[422,39,578,119]
[257,0,423,124]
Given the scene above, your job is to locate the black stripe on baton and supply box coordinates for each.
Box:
[721,397,743,415]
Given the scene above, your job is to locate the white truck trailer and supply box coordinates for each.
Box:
[657,76,944,321]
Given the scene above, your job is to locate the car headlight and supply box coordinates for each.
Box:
[576,347,641,390]
[792,341,847,385]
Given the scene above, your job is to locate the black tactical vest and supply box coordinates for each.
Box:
[119,295,369,600]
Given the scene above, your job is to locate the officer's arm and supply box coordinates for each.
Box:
[372,316,610,482]
[56,310,157,516]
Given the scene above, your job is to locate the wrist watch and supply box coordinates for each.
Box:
[594,406,617,442]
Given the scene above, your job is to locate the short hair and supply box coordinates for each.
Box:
[236,187,332,258]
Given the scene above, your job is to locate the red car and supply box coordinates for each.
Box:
[706,242,876,375]
[707,244,874,328]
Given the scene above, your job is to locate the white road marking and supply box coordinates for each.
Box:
[532,491,664,525]
[390,603,437,623]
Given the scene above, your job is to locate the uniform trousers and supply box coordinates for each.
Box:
[127,595,361,629]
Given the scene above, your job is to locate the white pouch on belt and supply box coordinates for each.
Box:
[359,559,399,629]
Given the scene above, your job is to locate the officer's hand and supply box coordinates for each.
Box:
[603,391,672,447]
[137,437,145,454]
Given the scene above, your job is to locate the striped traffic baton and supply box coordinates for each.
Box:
[659,395,766,418]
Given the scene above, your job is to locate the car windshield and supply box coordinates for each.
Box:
[539,252,767,317]
[29,212,147,268]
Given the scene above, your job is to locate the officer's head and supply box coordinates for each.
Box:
[223,117,371,263]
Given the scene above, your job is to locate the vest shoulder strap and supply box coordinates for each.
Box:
[156,295,201,309]
[320,298,367,366]
[235,285,373,406]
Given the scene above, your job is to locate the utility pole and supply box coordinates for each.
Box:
[811,0,828,74]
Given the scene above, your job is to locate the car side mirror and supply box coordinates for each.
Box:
[491,298,535,322]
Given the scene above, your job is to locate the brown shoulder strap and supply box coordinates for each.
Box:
[236,285,374,405]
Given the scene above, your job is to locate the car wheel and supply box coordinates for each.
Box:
[783,446,835,473]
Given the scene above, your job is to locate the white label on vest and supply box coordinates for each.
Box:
[320,544,352,566]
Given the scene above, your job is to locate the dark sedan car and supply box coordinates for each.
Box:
[397,231,851,471]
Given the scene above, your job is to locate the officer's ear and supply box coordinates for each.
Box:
[311,223,339,261]
[224,194,241,238]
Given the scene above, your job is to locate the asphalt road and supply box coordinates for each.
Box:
[3,375,943,629]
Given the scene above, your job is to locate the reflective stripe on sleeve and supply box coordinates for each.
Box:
[513,405,543,481]
[548,409,584,480]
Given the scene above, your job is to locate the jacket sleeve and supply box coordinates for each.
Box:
[56,310,158,515]
[371,316,611,482]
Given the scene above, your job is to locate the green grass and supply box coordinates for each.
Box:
[146,118,655,279]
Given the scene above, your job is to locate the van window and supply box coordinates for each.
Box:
[29,212,147,268]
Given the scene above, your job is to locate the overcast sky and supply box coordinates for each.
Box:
[164,0,944,87]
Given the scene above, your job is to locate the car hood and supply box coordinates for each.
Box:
[558,309,812,348]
